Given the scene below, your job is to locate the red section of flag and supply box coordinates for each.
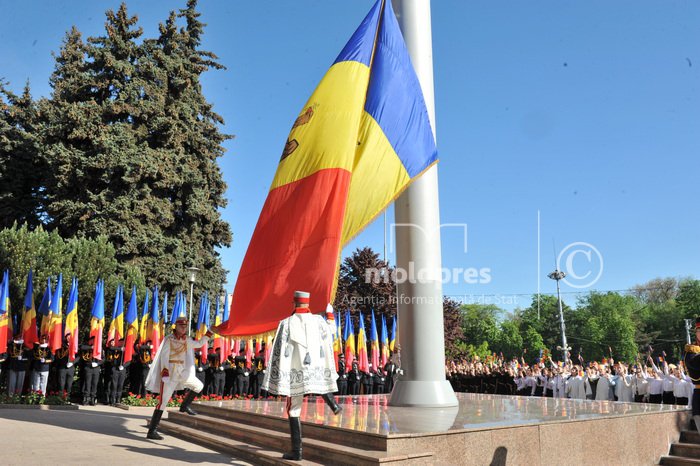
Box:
[215,169,351,336]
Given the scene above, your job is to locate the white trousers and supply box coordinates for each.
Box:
[31,371,49,395]
[286,395,303,417]
[155,376,203,410]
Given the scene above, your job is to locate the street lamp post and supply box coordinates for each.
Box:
[548,269,570,363]
[187,266,200,336]
[685,318,694,345]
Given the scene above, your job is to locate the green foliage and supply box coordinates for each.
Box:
[0,83,46,229]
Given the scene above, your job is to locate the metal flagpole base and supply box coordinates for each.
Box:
[389,379,458,407]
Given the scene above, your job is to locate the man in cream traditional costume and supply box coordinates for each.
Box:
[262,291,341,461]
[683,317,700,434]
[144,316,212,440]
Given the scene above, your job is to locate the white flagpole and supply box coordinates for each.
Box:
[390,0,457,407]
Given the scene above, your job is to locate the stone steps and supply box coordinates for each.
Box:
[660,430,700,466]
[159,405,433,466]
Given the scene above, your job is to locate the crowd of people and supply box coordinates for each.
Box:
[446,353,694,407]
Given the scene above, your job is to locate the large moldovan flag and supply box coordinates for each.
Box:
[216,0,437,337]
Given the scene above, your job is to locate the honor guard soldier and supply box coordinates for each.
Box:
[7,337,31,395]
[684,317,700,434]
[194,349,208,392]
[373,366,386,394]
[224,350,236,396]
[79,336,102,405]
[361,364,374,395]
[251,347,266,398]
[105,338,127,405]
[54,335,77,398]
[208,347,226,396]
[348,360,362,395]
[31,334,53,394]
[137,340,154,396]
[234,348,250,397]
[384,358,398,393]
[336,353,348,396]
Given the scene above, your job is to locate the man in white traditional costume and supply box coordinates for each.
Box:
[262,291,341,461]
[144,316,212,440]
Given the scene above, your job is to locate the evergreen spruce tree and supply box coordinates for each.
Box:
[140,0,232,294]
[0,82,45,229]
[43,2,231,295]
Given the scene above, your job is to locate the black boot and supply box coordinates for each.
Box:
[179,390,199,415]
[322,393,342,415]
[82,395,88,406]
[147,409,164,440]
[282,416,302,461]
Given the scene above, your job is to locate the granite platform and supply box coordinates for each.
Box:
[162,393,690,465]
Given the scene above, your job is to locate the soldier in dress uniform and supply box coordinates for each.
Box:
[234,348,250,396]
[684,317,700,433]
[208,347,226,396]
[336,353,348,396]
[54,335,77,398]
[373,366,386,394]
[105,338,127,405]
[251,347,266,398]
[348,360,362,395]
[31,334,53,394]
[361,363,374,395]
[194,349,208,392]
[224,350,236,396]
[383,357,398,393]
[7,336,31,395]
[79,336,102,405]
[137,340,154,397]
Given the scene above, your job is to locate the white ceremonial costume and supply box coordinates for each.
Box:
[145,333,209,409]
[262,311,338,398]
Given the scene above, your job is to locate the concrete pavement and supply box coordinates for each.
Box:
[0,404,252,465]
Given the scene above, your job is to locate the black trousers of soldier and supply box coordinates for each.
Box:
[251,375,263,398]
[58,366,75,395]
[235,375,249,396]
[337,379,348,396]
[83,367,100,398]
[212,373,225,396]
[107,368,126,403]
[139,367,150,396]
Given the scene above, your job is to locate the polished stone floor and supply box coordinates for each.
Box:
[201,392,688,436]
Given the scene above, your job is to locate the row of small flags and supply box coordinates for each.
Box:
[333,310,397,374]
[0,270,397,372]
